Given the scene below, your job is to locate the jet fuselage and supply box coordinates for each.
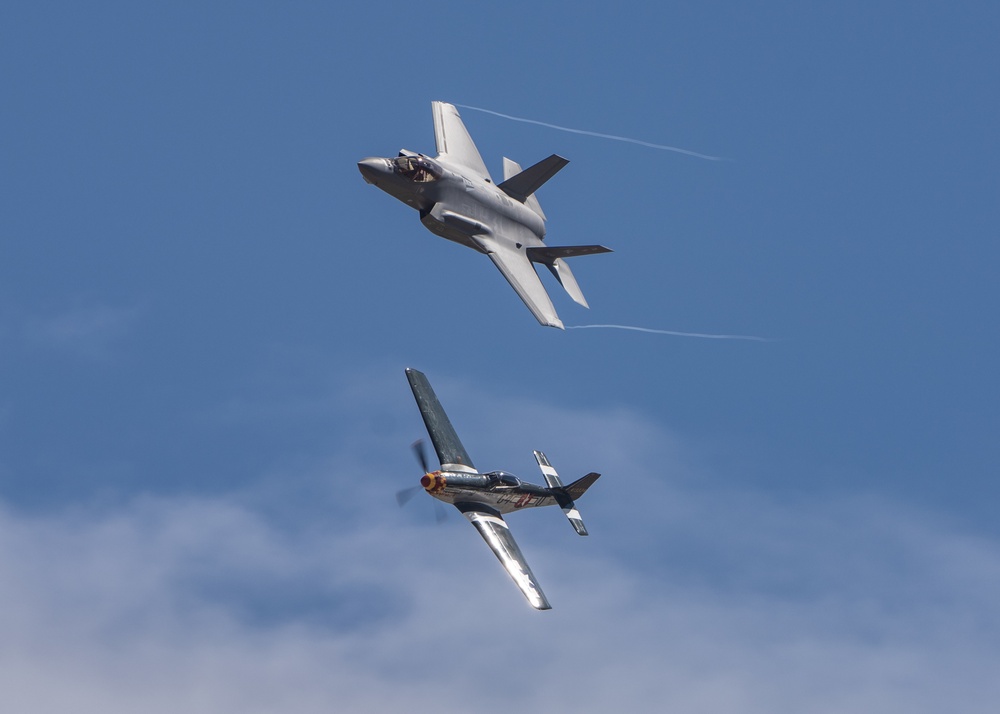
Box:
[358,153,546,254]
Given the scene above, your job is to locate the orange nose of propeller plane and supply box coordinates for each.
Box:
[420,472,446,492]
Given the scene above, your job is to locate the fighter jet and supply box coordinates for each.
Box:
[358,102,612,329]
[399,367,600,610]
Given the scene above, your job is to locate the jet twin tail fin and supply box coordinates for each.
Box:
[501,157,548,221]
[498,155,569,206]
[533,450,599,536]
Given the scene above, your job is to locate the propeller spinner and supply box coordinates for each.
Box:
[396,439,447,522]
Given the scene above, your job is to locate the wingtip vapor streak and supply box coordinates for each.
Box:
[403,367,600,610]
[359,101,612,329]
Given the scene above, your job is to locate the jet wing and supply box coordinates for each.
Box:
[432,101,492,181]
[459,505,552,610]
[405,368,477,473]
[472,234,564,329]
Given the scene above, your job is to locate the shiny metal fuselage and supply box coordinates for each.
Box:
[422,470,557,515]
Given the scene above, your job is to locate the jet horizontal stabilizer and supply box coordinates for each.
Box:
[497,154,569,203]
[525,245,613,264]
[526,246,611,309]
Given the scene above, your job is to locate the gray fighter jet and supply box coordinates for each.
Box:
[358,102,612,329]
[399,368,600,610]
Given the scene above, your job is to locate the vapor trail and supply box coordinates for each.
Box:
[455,104,726,161]
[566,324,772,341]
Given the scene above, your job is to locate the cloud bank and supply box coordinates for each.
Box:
[1,382,998,713]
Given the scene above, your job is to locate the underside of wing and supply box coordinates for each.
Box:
[459,504,551,610]
[473,234,563,329]
[405,368,476,473]
[432,102,492,181]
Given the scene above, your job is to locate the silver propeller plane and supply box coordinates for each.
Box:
[359,102,612,329]
[400,367,600,610]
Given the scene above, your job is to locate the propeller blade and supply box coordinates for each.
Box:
[434,501,448,524]
[412,439,431,474]
[396,485,422,507]
[400,439,447,524]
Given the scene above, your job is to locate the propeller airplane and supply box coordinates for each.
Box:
[400,367,600,610]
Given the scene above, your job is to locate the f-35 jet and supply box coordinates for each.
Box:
[359,102,612,329]
[399,368,600,610]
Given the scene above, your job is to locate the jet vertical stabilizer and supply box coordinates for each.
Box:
[502,157,547,221]
[499,155,568,207]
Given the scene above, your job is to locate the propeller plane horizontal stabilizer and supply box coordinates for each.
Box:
[533,450,595,536]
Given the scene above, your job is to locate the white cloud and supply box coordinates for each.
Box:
[0,381,998,712]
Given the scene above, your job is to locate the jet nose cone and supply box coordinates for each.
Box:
[357,157,389,184]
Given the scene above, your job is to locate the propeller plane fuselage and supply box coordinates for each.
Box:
[420,469,555,513]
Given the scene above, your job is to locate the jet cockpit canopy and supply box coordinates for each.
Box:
[393,154,442,183]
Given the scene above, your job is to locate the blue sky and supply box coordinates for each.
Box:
[2,2,999,710]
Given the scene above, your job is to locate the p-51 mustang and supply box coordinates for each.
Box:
[359,102,612,329]
[400,368,600,610]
